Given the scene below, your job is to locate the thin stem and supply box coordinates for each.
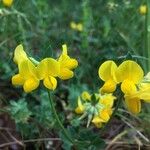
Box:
[47,90,74,144]
[146,0,150,71]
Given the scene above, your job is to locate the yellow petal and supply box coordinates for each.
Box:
[75,97,84,114]
[12,74,24,85]
[59,54,78,70]
[100,94,116,107]
[127,85,150,103]
[76,23,83,31]
[92,116,103,128]
[23,77,39,93]
[70,22,77,29]
[2,0,13,7]
[92,116,102,123]
[62,44,68,55]
[98,60,117,82]
[13,44,28,65]
[43,76,57,90]
[19,60,37,80]
[100,79,117,93]
[99,109,110,122]
[117,60,144,84]
[125,98,141,114]
[81,91,91,101]
[121,79,137,94]
[58,68,74,80]
[37,58,60,80]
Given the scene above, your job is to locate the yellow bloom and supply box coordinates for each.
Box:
[2,0,13,7]
[139,5,147,15]
[75,91,115,128]
[70,22,83,31]
[98,60,118,93]
[37,58,60,90]
[12,45,39,93]
[116,60,144,94]
[12,61,39,93]
[58,44,78,80]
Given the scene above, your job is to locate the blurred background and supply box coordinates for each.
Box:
[0,0,150,149]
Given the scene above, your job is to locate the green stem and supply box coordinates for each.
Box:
[146,0,150,71]
[47,90,74,144]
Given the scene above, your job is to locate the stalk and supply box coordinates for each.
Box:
[146,0,150,71]
[47,90,74,144]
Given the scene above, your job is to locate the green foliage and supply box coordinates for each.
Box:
[8,99,32,123]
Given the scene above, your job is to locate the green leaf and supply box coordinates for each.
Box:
[8,99,32,123]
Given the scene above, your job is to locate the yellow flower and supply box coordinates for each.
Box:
[75,91,115,128]
[58,44,78,80]
[70,22,83,31]
[37,58,60,90]
[139,5,147,15]
[116,60,144,94]
[125,85,150,114]
[2,0,13,7]
[98,60,118,93]
[12,45,39,93]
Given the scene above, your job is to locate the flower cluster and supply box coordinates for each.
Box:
[75,91,116,128]
[75,60,150,128]
[12,44,78,92]
[99,60,150,114]
[70,22,83,32]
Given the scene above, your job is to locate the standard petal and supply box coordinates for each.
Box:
[59,54,78,69]
[13,44,28,65]
[12,74,24,85]
[58,68,74,80]
[37,58,60,79]
[19,60,37,79]
[65,59,78,69]
[117,60,144,83]
[23,77,39,93]
[125,98,141,114]
[43,76,57,90]
[98,60,117,82]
